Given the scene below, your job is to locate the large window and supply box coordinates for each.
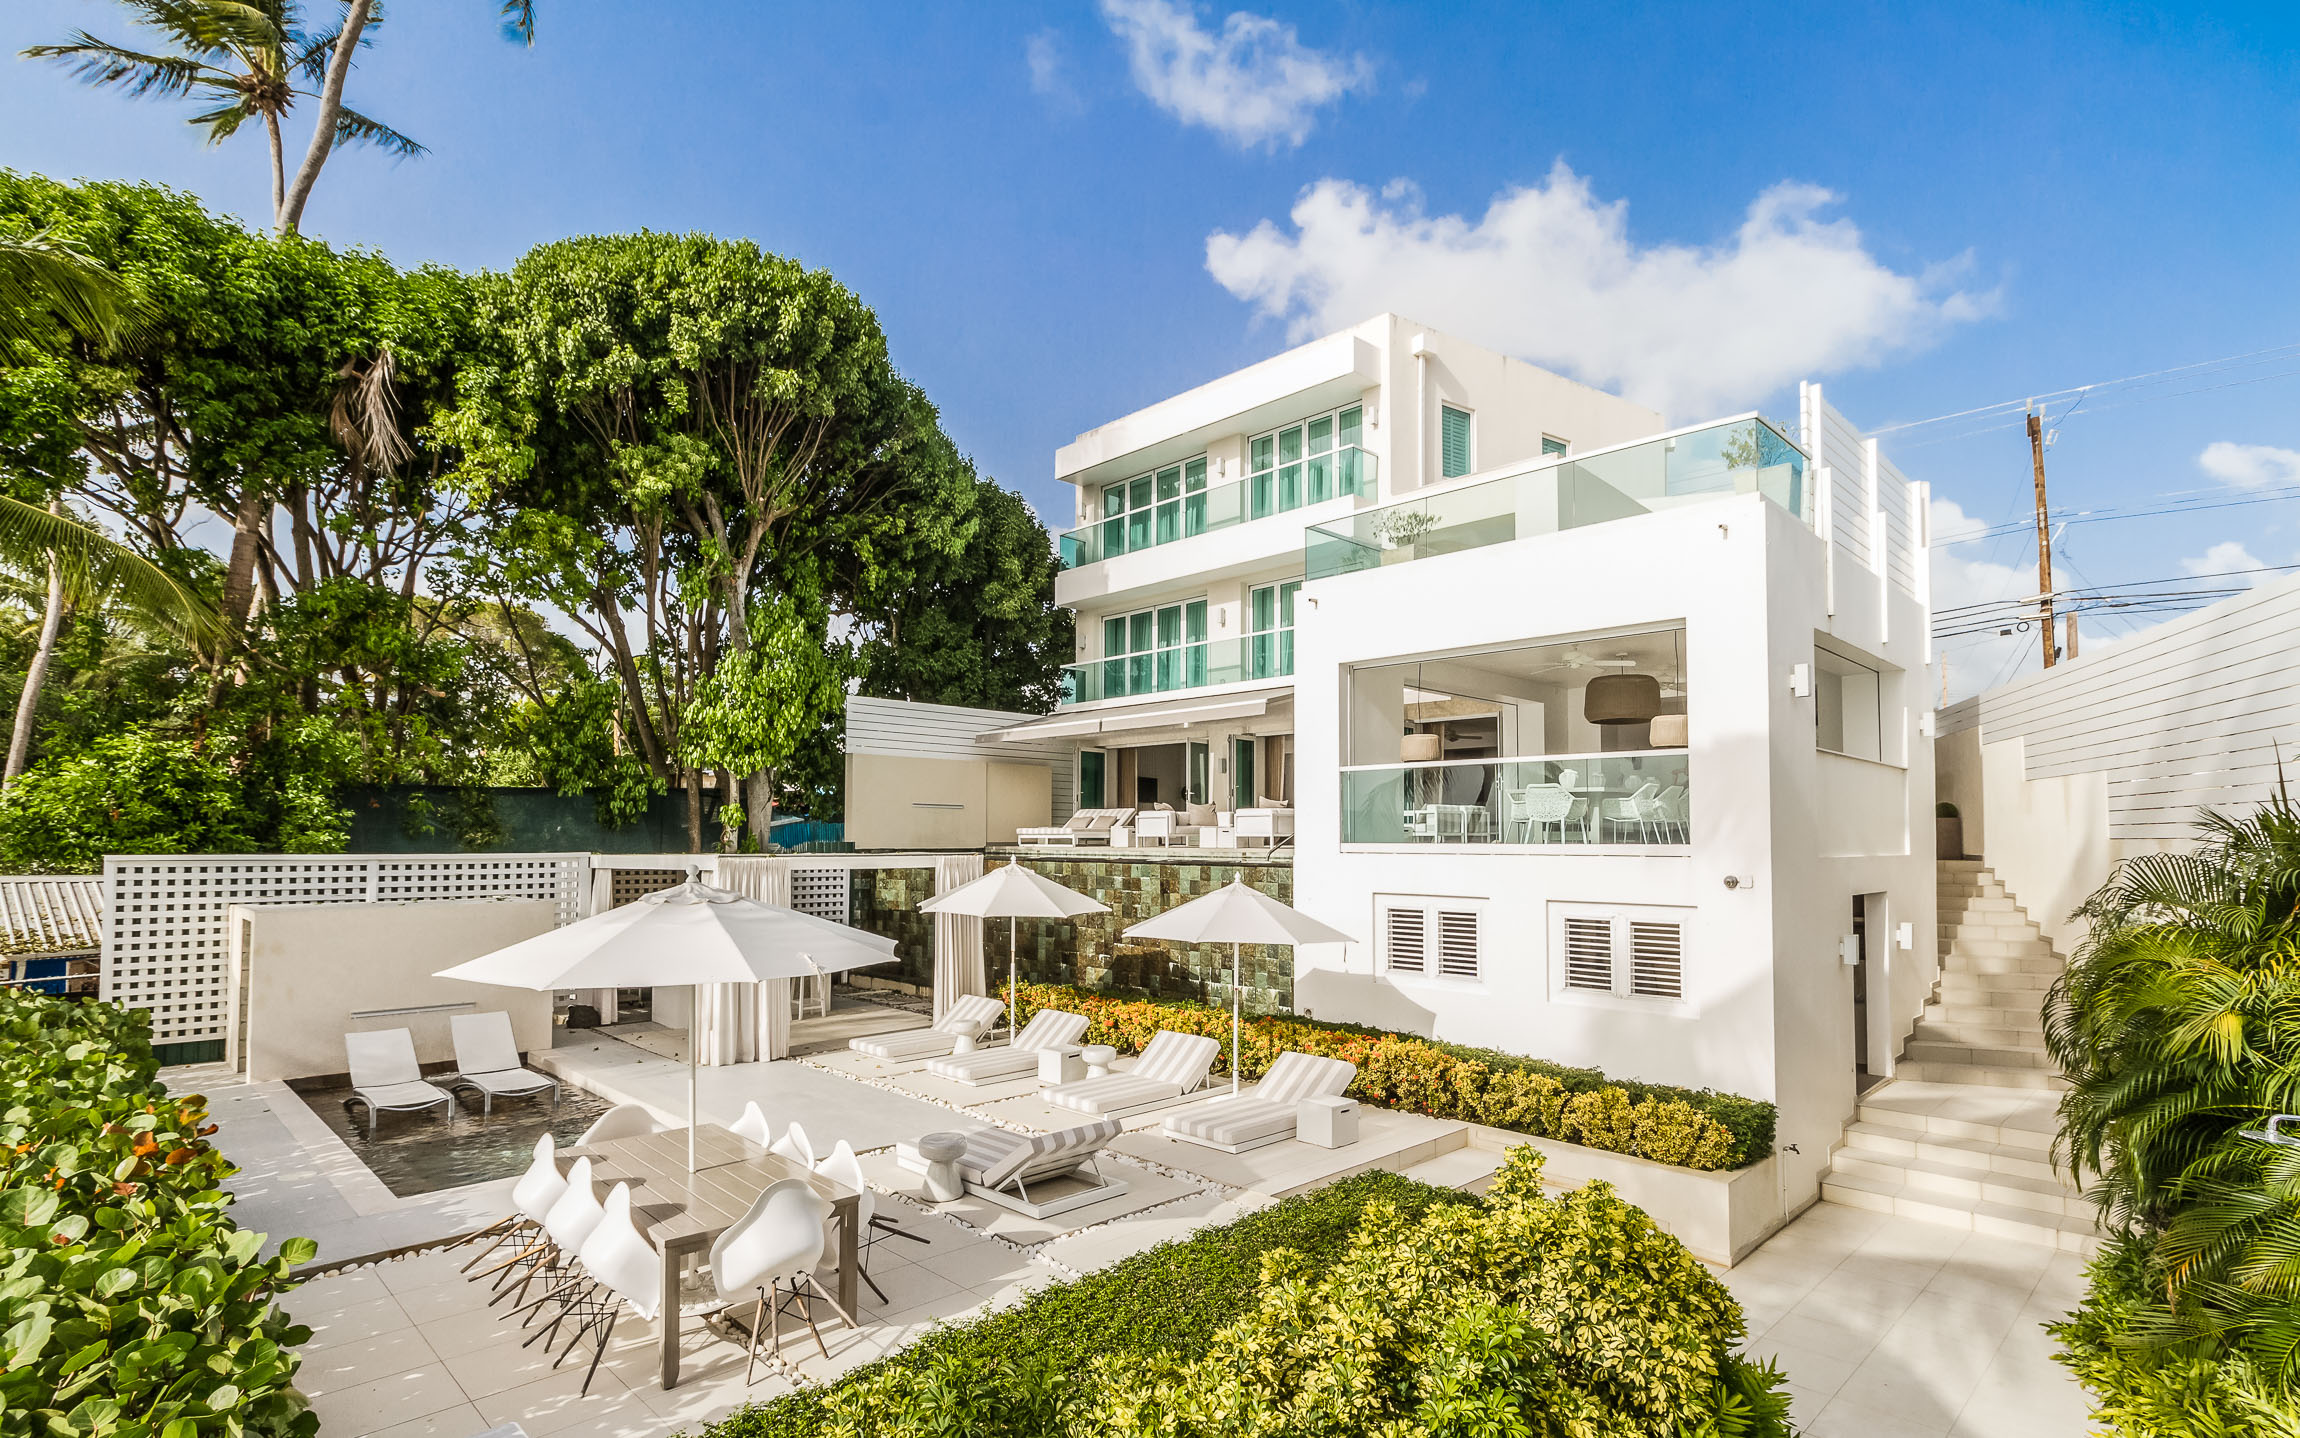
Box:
[1250,404,1364,520]
[1100,457,1209,559]
[1100,599,1208,698]
[1441,405,1474,478]
[1248,579,1300,680]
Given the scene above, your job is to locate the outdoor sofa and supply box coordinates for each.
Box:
[1015,808,1136,847]
[1160,1050,1358,1152]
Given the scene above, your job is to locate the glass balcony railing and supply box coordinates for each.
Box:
[1058,633,1294,705]
[1339,752,1690,847]
[1060,446,1375,570]
[1305,417,1804,582]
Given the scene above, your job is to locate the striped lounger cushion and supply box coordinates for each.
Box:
[957,1117,1123,1190]
[1046,1030,1221,1116]
[927,1010,1089,1084]
[1163,1052,1358,1150]
[849,993,1005,1060]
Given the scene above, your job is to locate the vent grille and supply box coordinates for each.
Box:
[1437,911,1479,979]
[1563,917,1613,991]
[1385,908,1427,974]
[1629,921,1683,999]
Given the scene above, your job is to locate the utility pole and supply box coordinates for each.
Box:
[2027,408,2056,668]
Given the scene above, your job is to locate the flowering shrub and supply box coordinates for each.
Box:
[1011,981,1770,1170]
[0,991,316,1436]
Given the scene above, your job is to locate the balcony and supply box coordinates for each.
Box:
[1340,752,1689,847]
[1305,417,1804,581]
[1060,446,1374,570]
[1059,634,1293,706]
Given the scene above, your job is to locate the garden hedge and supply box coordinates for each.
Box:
[1010,981,1776,1170]
[0,991,315,1437]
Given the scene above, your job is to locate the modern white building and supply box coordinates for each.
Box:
[913,314,1938,1213]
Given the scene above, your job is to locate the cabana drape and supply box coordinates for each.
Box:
[703,856,795,1062]
[931,854,987,1022]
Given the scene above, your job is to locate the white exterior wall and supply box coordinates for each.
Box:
[1292,493,1932,1211]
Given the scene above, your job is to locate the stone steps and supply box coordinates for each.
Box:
[1892,1061,2070,1091]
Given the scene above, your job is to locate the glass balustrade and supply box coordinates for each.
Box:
[1305,418,1804,581]
[1060,446,1375,570]
[1338,753,1690,847]
[1058,634,1291,705]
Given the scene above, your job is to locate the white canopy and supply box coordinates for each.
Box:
[1124,877,1354,1094]
[921,859,1107,1034]
[436,879,899,1169]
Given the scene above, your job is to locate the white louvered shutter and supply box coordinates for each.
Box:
[1437,910,1479,979]
[1386,907,1427,974]
[1629,921,1683,999]
[1563,917,1613,991]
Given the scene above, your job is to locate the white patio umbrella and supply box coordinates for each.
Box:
[435,878,899,1171]
[919,859,1108,1037]
[1124,877,1354,1094]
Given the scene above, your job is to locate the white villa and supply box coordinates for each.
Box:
[857,314,1939,1214]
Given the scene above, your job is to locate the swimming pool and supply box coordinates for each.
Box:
[291,1078,613,1198]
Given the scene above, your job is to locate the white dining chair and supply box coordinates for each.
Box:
[495,1156,601,1312]
[577,1102,658,1147]
[1601,782,1661,842]
[770,1121,815,1170]
[555,1182,660,1395]
[703,1176,852,1381]
[458,1133,565,1276]
[730,1100,776,1148]
[814,1139,926,1306]
[1654,784,1689,842]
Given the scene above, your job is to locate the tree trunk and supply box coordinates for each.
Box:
[220,488,268,624]
[264,111,285,227]
[278,0,374,233]
[745,769,773,849]
[5,537,65,789]
[683,768,703,852]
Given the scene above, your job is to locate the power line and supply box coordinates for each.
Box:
[1872,341,2300,439]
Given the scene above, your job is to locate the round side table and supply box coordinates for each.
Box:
[916,1130,968,1204]
[1081,1044,1118,1079]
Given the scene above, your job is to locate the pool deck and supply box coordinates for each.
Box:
[185,1016,2095,1438]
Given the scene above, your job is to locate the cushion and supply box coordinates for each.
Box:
[1186,802,1216,826]
[1163,1097,1295,1147]
[1255,795,1291,810]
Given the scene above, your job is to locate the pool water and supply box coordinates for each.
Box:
[292,1079,613,1198]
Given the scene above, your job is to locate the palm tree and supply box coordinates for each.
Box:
[23,1,536,235]
[0,233,136,352]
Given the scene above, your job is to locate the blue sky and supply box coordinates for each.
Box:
[5,0,2299,697]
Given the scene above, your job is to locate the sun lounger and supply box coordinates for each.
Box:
[1161,1051,1359,1153]
[445,1011,560,1115]
[902,1117,1127,1218]
[1045,1029,1220,1118]
[1014,807,1136,847]
[343,1027,454,1138]
[848,993,1005,1061]
[924,1008,1090,1085]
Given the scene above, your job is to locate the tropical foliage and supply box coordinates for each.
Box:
[0,988,315,1435]
[2044,793,2300,1423]
[1011,981,1772,1169]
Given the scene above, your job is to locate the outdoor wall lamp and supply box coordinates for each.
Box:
[1789,663,1813,698]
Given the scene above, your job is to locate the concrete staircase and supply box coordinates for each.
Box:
[1899,858,2068,1090]
[1815,858,2104,1255]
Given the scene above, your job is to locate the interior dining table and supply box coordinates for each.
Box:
[566,1124,861,1390]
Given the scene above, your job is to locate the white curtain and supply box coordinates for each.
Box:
[718,856,795,1060]
[575,865,619,1024]
[931,854,986,1022]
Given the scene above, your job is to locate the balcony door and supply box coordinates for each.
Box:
[1102,599,1207,698]
[1248,580,1300,681]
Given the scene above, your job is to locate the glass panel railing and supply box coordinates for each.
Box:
[1058,634,1292,705]
[1304,418,1803,581]
[1339,752,1689,846]
[1061,446,1376,570]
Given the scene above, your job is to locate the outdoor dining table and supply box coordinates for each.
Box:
[566,1125,861,1390]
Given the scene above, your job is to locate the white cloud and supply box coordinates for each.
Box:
[1026,30,1079,108]
[2183,539,2272,583]
[1099,0,1372,150]
[1205,163,1989,419]
[2198,441,2300,490]
[1929,496,2042,702]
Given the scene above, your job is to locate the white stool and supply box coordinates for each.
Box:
[1299,1095,1359,1149]
[913,1131,967,1203]
[1038,1047,1085,1085]
[1080,1044,1117,1079]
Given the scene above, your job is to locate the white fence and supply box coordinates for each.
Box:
[1801,383,1928,612]
[102,854,587,1050]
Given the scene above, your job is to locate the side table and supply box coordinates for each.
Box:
[1299,1094,1359,1149]
[1038,1046,1085,1084]
[913,1131,968,1203]
[1080,1044,1117,1079]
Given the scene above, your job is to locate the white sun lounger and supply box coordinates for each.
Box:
[925,1009,1090,1086]
[446,1011,560,1116]
[344,1027,455,1138]
[848,993,1005,1061]
[904,1117,1127,1218]
[1044,1029,1221,1118]
[1161,1051,1358,1153]
[1015,807,1136,846]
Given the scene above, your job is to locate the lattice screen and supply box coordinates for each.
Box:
[609,868,685,907]
[103,854,587,1048]
[790,867,850,924]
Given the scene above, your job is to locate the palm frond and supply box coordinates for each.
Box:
[499,0,536,46]
[0,500,222,649]
[331,105,426,158]
[0,233,139,352]
[20,37,218,99]
[185,99,258,144]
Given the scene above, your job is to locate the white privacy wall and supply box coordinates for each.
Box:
[103,854,587,1050]
[846,695,1076,819]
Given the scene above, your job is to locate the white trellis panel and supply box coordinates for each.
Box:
[102,853,588,1048]
[790,866,850,925]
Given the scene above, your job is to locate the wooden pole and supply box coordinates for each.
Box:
[2027,411,2056,668]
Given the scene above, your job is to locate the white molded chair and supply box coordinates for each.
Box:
[703,1176,852,1381]
[577,1102,658,1148]
[552,1183,660,1395]
[730,1100,776,1148]
[1601,782,1662,842]
[457,1133,565,1275]
[770,1121,815,1170]
[493,1156,600,1311]
[815,1138,925,1305]
[343,1028,454,1138]
[446,1011,559,1116]
[1509,785,1576,844]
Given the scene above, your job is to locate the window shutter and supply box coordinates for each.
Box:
[1386,908,1427,974]
[1437,910,1479,979]
[1563,917,1613,990]
[1629,921,1683,999]
[1441,406,1472,477]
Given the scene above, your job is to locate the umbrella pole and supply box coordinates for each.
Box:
[1231,940,1242,1096]
[1009,917,1019,1040]
[688,982,699,1174]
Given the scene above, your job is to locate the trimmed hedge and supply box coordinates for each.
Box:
[0,991,316,1436]
[1011,981,1776,1170]
[705,1171,1476,1438]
